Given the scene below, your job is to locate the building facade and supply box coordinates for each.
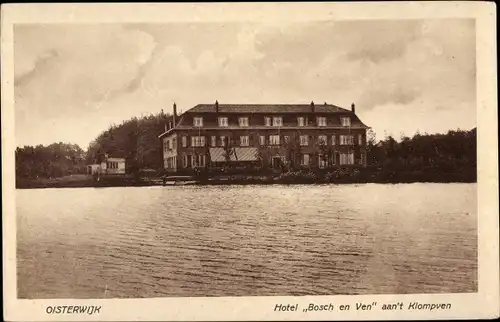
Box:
[158,101,370,174]
[87,157,126,175]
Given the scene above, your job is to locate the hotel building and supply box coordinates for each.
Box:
[158,101,370,173]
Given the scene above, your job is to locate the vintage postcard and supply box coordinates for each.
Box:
[2,2,499,321]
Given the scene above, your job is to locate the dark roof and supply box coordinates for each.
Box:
[187,104,351,114]
[157,103,369,139]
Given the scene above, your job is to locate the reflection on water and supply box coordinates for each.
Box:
[17,183,477,298]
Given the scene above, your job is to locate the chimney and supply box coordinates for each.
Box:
[173,102,177,127]
[351,102,356,114]
[311,101,315,113]
[215,100,219,113]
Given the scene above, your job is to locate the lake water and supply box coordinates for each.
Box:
[17,183,477,299]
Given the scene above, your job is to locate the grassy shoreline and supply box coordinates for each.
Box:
[16,172,477,189]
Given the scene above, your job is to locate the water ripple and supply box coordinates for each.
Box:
[17,183,477,298]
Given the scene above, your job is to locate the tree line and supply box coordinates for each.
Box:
[362,128,476,182]
[15,107,476,183]
[85,111,173,174]
[15,143,87,179]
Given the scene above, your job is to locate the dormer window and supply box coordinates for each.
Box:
[193,117,203,127]
[341,116,351,127]
[272,117,283,127]
[297,117,305,126]
[218,117,228,127]
[239,117,249,127]
[264,117,272,126]
[317,117,327,126]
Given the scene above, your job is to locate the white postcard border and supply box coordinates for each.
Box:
[2,2,498,321]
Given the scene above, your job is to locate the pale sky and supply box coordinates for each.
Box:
[14,19,476,149]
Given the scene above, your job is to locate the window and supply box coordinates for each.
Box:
[218,117,228,127]
[341,117,351,127]
[340,153,354,165]
[269,135,280,145]
[300,135,309,146]
[183,155,188,168]
[193,154,205,167]
[301,154,310,165]
[259,135,266,145]
[317,135,327,145]
[273,117,283,127]
[317,117,327,126]
[163,140,167,152]
[193,117,203,127]
[239,117,249,127]
[168,140,172,150]
[358,134,363,145]
[297,117,305,126]
[340,135,354,145]
[264,117,271,126]
[220,136,226,147]
[284,136,290,144]
[211,136,216,147]
[191,136,205,147]
[172,138,177,149]
[318,155,327,168]
[240,136,249,146]
[331,135,336,145]
[182,136,187,147]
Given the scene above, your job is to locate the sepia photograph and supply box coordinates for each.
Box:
[2,2,498,321]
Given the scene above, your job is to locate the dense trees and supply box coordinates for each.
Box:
[15,143,86,179]
[15,108,477,184]
[364,128,477,182]
[16,111,173,181]
[85,111,173,173]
